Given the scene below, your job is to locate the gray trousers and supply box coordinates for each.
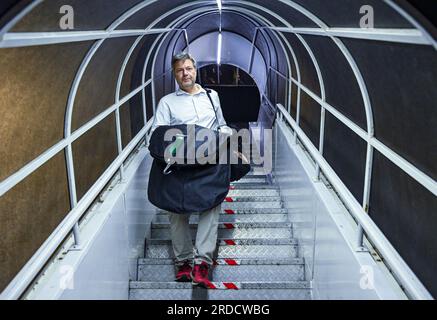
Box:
[168,204,221,266]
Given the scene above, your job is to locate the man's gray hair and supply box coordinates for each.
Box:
[172,52,197,70]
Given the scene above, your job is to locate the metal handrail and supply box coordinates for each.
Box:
[0,120,153,300]
[275,103,433,300]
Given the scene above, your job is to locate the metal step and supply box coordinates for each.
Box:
[129,160,312,300]
[137,258,305,282]
[145,243,298,259]
[151,221,291,229]
[223,196,281,202]
[221,201,282,209]
[129,281,311,300]
[153,213,289,224]
[156,208,288,214]
[231,178,268,184]
[226,189,280,197]
[247,168,267,175]
[150,222,293,239]
[227,184,278,190]
[147,238,297,246]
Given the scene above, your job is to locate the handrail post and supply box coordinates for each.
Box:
[71,223,81,250]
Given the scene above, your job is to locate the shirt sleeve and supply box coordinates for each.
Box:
[151,99,171,131]
[147,98,171,145]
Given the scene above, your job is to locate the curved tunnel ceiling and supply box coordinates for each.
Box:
[0,0,436,298]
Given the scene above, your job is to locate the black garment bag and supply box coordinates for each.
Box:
[147,124,230,214]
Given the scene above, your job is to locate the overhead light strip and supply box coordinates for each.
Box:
[217,32,222,65]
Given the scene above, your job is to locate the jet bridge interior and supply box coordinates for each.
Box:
[0,0,436,300]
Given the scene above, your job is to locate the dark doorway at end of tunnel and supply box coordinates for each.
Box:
[199,64,260,130]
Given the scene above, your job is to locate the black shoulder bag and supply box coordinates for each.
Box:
[147,123,230,214]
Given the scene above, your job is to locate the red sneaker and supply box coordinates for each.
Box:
[175,260,192,282]
[191,261,213,289]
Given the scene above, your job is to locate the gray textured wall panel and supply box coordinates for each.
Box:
[299,91,320,148]
[0,151,70,292]
[302,35,367,130]
[291,0,413,28]
[282,33,321,97]
[11,0,144,32]
[343,39,437,180]
[0,42,93,181]
[72,114,118,201]
[370,151,437,297]
[72,37,137,131]
[115,0,193,30]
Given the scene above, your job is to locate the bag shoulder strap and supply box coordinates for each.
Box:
[205,89,220,129]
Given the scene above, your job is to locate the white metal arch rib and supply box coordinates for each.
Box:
[145,1,322,125]
[277,0,374,136]
[144,7,292,106]
[62,1,213,205]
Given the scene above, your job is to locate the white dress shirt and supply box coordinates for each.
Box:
[150,84,227,135]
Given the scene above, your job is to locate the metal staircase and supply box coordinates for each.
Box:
[129,162,312,300]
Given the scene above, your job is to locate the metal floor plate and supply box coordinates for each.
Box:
[227,189,280,197]
[223,196,281,202]
[129,288,312,300]
[231,178,268,184]
[153,213,289,224]
[146,244,298,259]
[228,184,278,190]
[137,264,305,282]
[130,162,311,300]
[156,208,289,214]
[227,190,280,197]
[221,201,283,209]
[129,281,311,300]
[150,227,293,240]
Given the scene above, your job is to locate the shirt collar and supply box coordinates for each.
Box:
[176,84,206,96]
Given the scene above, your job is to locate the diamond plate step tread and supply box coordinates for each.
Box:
[238,174,267,178]
[129,288,312,300]
[221,201,283,209]
[130,160,312,300]
[153,213,289,224]
[247,169,268,175]
[130,281,310,290]
[147,238,297,246]
[146,244,298,259]
[226,189,280,196]
[228,185,278,190]
[137,263,305,282]
[138,258,304,265]
[150,227,293,240]
[151,222,292,229]
[222,196,281,202]
[231,178,268,184]
[156,208,288,214]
